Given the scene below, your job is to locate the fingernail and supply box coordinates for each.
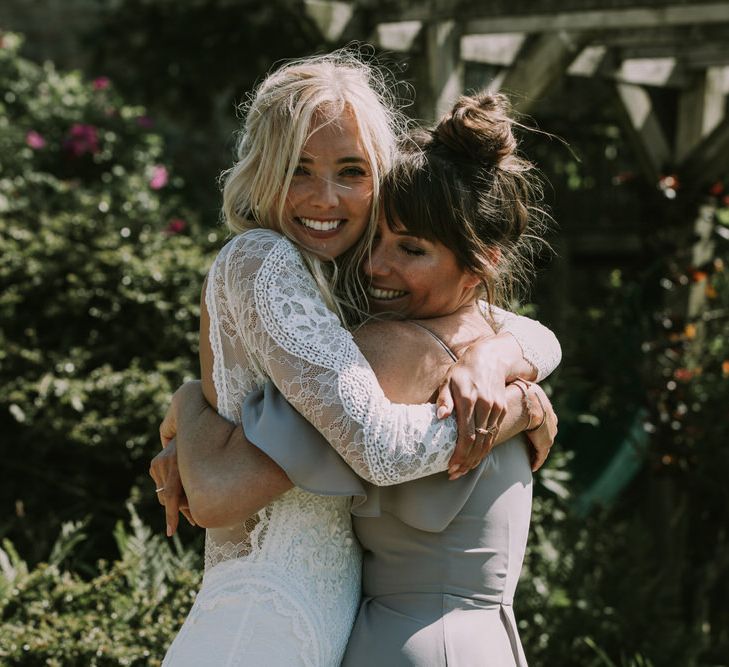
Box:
[166,524,172,537]
[448,465,458,475]
[437,406,448,419]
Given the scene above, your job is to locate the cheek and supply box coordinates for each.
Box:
[348,182,373,215]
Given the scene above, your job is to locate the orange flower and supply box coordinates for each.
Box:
[691,270,708,283]
[722,360,729,377]
[684,323,697,339]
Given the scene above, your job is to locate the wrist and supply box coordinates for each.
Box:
[492,332,525,382]
[511,378,546,432]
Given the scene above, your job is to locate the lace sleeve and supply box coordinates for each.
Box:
[485,303,562,382]
[207,230,457,486]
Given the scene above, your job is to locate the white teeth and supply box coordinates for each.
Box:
[298,217,343,232]
[368,287,407,300]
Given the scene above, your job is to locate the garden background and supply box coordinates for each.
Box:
[1,1,728,665]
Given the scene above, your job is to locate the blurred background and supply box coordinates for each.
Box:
[1,1,728,665]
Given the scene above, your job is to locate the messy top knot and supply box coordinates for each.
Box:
[382,92,549,308]
[431,92,517,167]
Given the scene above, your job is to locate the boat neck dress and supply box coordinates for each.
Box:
[162,229,560,667]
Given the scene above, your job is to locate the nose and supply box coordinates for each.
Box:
[310,175,339,209]
[363,240,391,280]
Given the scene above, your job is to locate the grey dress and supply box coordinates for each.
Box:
[244,374,533,667]
[342,437,532,667]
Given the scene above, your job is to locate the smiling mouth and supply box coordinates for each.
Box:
[367,286,408,300]
[296,217,345,232]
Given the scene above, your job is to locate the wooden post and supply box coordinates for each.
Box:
[421,20,463,121]
[614,82,671,184]
[675,67,728,163]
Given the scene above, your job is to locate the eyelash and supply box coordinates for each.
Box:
[400,244,425,257]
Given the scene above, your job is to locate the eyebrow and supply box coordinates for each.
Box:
[298,156,368,164]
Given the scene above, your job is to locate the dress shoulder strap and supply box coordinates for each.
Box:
[408,321,458,362]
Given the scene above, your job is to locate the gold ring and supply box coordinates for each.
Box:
[475,426,498,436]
[155,487,165,493]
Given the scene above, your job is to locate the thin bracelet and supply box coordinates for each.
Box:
[510,379,533,432]
[516,378,547,432]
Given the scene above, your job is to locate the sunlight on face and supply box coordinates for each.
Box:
[282,110,374,260]
[363,216,480,319]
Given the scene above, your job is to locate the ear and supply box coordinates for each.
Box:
[462,271,481,290]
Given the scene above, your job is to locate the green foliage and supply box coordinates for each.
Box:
[0,32,217,561]
[0,506,200,666]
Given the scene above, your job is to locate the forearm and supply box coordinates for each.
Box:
[175,397,292,528]
[481,332,538,382]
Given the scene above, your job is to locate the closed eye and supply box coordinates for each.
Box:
[400,244,425,256]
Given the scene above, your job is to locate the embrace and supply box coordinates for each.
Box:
[150,50,561,666]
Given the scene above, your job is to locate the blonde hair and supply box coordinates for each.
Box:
[221,50,407,325]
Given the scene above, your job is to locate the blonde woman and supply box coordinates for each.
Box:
[153,53,560,666]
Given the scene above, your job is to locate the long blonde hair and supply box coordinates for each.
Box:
[221,50,407,325]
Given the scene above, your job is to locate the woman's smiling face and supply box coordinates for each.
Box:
[363,216,480,319]
[282,109,374,260]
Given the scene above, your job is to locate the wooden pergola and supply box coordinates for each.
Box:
[306,0,729,319]
[306,1,729,188]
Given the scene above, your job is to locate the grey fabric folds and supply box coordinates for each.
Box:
[242,381,488,533]
[242,383,367,503]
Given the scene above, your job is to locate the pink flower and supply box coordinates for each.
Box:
[92,76,111,91]
[136,115,154,129]
[64,124,100,157]
[165,218,187,235]
[25,130,46,150]
[149,165,169,190]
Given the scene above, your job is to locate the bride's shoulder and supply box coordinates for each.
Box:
[218,228,300,262]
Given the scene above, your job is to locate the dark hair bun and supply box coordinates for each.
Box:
[432,93,517,166]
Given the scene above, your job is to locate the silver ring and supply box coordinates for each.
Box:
[475,425,498,436]
[155,487,165,493]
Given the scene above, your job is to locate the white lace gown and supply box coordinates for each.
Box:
[162,229,561,667]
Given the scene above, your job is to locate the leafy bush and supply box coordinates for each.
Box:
[0,32,218,562]
[0,507,200,666]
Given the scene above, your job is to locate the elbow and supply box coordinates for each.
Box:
[183,477,228,529]
[187,493,228,529]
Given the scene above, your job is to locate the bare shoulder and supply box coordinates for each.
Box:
[353,320,451,403]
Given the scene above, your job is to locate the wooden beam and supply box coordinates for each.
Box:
[675,67,728,163]
[375,1,729,31]
[615,83,671,183]
[496,31,586,113]
[422,20,464,121]
[618,42,729,68]
[591,23,729,50]
[462,4,729,35]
